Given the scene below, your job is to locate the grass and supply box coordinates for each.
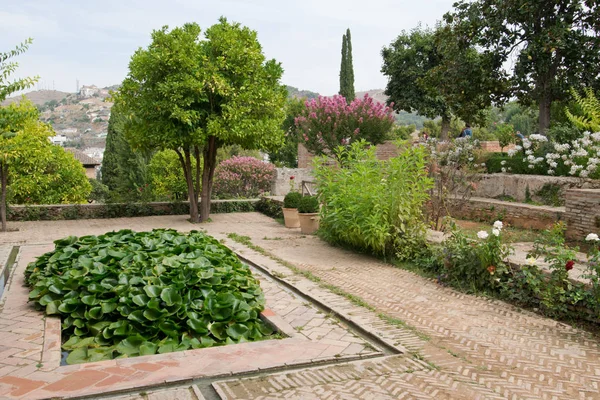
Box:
[454,219,544,243]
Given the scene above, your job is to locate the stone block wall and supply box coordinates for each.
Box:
[473,174,600,204]
[271,168,314,196]
[565,189,600,240]
[448,197,564,230]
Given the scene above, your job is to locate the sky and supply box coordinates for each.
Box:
[1,0,457,96]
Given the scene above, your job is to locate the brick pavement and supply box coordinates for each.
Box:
[0,213,599,398]
[0,217,382,399]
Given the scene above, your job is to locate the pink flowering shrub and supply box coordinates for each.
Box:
[295,94,395,159]
[213,156,276,199]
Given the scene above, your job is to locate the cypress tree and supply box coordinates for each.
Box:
[339,29,355,102]
[101,112,121,192]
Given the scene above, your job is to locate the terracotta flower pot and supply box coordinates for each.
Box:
[282,208,300,228]
[298,213,320,234]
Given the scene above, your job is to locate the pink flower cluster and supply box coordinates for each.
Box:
[294,94,395,157]
[213,156,276,199]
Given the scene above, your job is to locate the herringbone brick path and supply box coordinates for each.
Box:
[0,213,599,398]
[200,213,600,399]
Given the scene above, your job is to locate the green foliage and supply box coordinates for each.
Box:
[495,123,514,151]
[447,0,600,133]
[298,195,319,213]
[149,150,194,201]
[546,123,581,144]
[87,179,109,204]
[314,140,432,259]
[268,98,305,168]
[535,184,564,207]
[254,198,284,219]
[101,108,152,202]
[1,102,91,204]
[381,24,502,138]
[431,221,511,292]
[339,29,355,101]
[0,39,39,104]
[116,19,287,222]
[25,229,273,364]
[566,88,600,132]
[285,85,319,100]
[283,191,302,209]
[388,124,415,140]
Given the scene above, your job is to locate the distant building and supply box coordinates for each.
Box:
[49,134,67,146]
[60,128,78,135]
[66,148,101,179]
[83,147,105,161]
[79,85,100,98]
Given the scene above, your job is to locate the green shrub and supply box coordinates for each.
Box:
[254,198,283,219]
[283,192,302,209]
[535,184,564,207]
[314,140,432,259]
[87,179,109,203]
[25,229,274,364]
[298,195,319,213]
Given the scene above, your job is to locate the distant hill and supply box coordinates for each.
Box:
[1,90,70,106]
[356,89,389,105]
[286,85,319,100]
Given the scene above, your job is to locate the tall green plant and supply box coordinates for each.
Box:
[339,29,355,101]
[314,140,432,259]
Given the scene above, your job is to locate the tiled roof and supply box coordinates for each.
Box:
[65,148,101,166]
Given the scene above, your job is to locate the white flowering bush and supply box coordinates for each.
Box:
[499,131,600,178]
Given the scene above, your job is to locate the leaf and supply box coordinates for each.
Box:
[127,310,146,324]
[160,288,182,307]
[139,341,158,355]
[143,309,164,321]
[66,347,88,364]
[132,294,149,307]
[87,307,104,320]
[115,336,145,356]
[101,302,118,313]
[186,318,208,333]
[144,285,162,298]
[46,300,61,315]
[226,323,249,340]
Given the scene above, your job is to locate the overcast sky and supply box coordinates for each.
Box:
[1,0,457,96]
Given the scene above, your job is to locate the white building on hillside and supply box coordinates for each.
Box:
[49,134,67,146]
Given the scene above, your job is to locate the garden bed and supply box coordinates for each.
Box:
[25,229,277,364]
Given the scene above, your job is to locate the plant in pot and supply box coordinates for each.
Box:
[282,191,302,228]
[297,195,320,234]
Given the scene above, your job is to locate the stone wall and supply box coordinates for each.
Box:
[271,168,314,196]
[448,196,564,230]
[473,174,600,204]
[565,189,600,240]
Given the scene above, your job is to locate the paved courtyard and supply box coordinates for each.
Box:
[0,213,598,399]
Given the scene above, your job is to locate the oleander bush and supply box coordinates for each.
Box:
[212,157,275,199]
[25,229,274,364]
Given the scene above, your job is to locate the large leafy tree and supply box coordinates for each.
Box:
[101,106,152,202]
[446,0,600,133]
[117,19,286,222]
[339,29,355,101]
[0,39,39,231]
[381,25,502,140]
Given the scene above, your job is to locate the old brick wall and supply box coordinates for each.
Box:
[565,189,600,240]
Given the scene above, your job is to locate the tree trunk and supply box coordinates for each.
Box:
[0,163,6,233]
[176,149,199,223]
[538,94,551,134]
[200,136,218,222]
[440,116,451,141]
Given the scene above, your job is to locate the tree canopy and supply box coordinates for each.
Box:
[116,18,287,222]
[381,25,502,139]
[446,0,600,133]
[339,29,355,101]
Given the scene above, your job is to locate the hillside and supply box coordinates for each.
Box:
[286,85,319,100]
[1,90,70,106]
[3,85,113,151]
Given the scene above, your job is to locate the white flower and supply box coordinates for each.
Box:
[585,233,599,242]
[548,169,555,175]
[530,134,548,142]
[525,150,533,156]
[477,231,489,240]
[493,221,503,230]
[523,141,531,149]
[500,160,506,166]
[492,228,500,236]
[501,167,507,173]
[526,257,537,266]
[528,165,534,169]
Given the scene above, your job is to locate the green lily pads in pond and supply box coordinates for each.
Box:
[24,229,276,364]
